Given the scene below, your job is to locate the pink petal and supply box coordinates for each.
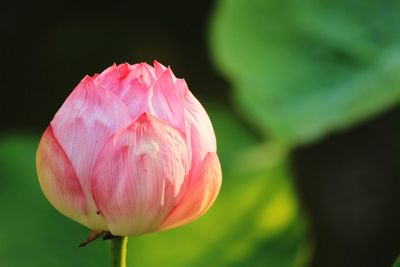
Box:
[153,60,168,78]
[115,63,131,81]
[91,113,189,236]
[36,127,93,229]
[124,63,156,88]
[150,64,217,180]
[115,63,157,118]
[158,152,222,231]
[93,64,121,95]
[50,76,132,228]
[151,67,186,132]
[94,63,156,98]
[183,82,217,177]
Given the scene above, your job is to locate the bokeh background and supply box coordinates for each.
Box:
[1,0,400,266]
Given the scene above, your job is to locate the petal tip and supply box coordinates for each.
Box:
[153,60,167,76]
[134,112,157,125]
[81,75,94,83]
[153,60,162,67]
[137,112,151,121]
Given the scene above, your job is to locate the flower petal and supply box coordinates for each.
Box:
[93,64,121,95]
[158,152,222,231]
[50,76,132,228]
[153,60,167,78]
[124,63,156,88]
[183,82,217,177]
[151,67,186,132]
[93,63,156,99]
[115,63,131,81]
[36,127,92,228]
[91,113,189,236]
[115,63,157,119]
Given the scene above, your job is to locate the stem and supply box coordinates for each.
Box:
[111,236,128,267]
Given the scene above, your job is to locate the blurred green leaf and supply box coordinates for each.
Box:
[210,0,400,145]
[0,135,108,267]
[393,256,400,267]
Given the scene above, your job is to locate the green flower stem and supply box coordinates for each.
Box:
[111,236,128,267]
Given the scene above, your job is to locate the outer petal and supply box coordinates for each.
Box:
[150,63,217,180]
[50,76,132,229]
[91,113,189,236]
[148,66,217,179]
[158,152,222,231]
[183,81,217,177]
[36,127,90,228]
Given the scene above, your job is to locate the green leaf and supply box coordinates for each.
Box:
[393,256,400,267]
[210,0,400,145]
[0,134,109,267]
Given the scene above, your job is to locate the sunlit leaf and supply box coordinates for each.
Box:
[210,0,400,145]
[393,256,400,267]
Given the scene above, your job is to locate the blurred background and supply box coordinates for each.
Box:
[1,0,400,266]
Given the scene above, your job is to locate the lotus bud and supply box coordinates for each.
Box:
[36,61,222,236]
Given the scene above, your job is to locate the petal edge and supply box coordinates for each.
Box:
[158,152,222,231]
[36,126,90,228]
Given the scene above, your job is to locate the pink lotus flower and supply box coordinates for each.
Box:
[36,61,222,236]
